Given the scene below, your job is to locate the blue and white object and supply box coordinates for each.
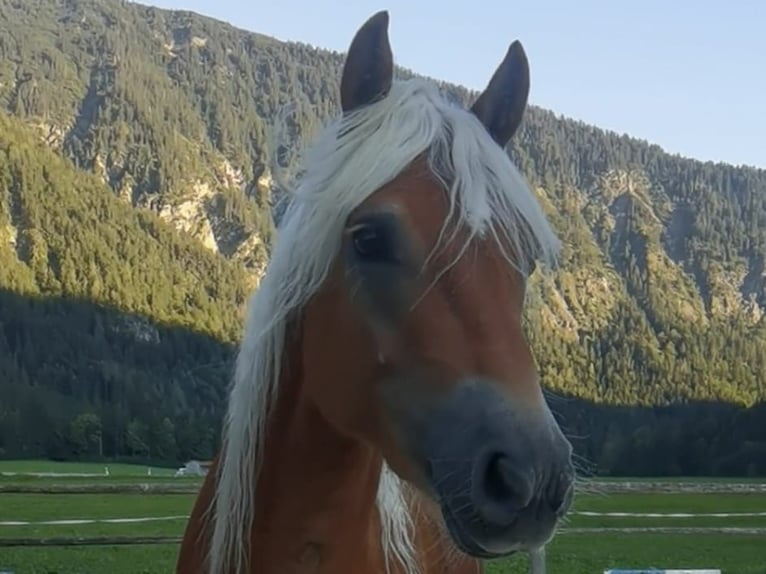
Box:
[604,570,721,574]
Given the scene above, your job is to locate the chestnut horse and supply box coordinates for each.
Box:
[177,10,574,574]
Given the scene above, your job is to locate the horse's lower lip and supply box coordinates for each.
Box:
[441,501,518,560]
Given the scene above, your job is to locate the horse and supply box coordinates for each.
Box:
[176,10,575,574]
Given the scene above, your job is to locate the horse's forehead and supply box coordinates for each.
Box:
[355,158,516,287]
[358,158,451,239]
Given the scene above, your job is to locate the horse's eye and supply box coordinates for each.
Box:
[351,223,396,263]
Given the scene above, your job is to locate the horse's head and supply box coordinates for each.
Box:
[295,11,575,559]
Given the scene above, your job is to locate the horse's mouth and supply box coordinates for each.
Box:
[440,499,521,560]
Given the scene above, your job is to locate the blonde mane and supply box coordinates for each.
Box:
[207,76,561,574]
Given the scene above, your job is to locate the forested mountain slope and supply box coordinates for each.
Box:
[0,110,253,460]
[0,0,764,475]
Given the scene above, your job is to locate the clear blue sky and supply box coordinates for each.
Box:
[142,0,764,169]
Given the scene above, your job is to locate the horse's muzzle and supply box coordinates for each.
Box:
[419,378,575,558]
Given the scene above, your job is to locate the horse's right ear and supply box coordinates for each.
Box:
[340,11,394,113]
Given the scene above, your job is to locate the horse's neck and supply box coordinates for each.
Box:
[244,342,481,574]
[176,336,483,574]
[246,346,388,573]
[251,363,483,574]
[176,343,387,574]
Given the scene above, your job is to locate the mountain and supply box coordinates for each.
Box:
[0,109,255,460]
[0,0,764,475]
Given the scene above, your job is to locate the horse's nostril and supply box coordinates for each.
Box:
[483,454,515,502]
[474,452,534,528]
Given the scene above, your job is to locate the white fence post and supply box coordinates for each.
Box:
[529,546,546,574]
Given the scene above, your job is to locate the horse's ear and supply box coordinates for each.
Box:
[340,11,394,113]
[470,40,530,147]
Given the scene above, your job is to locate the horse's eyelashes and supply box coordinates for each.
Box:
[352,223,396,263]
[349,215,403,265]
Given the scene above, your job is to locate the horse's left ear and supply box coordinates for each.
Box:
[340,11,394,113]
[470,40,530,147]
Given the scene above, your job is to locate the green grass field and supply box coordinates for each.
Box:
[1,461,765,574]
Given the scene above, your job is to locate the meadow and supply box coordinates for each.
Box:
[1,461,765,574]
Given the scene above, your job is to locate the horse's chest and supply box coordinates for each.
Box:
[250,521,388,574]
